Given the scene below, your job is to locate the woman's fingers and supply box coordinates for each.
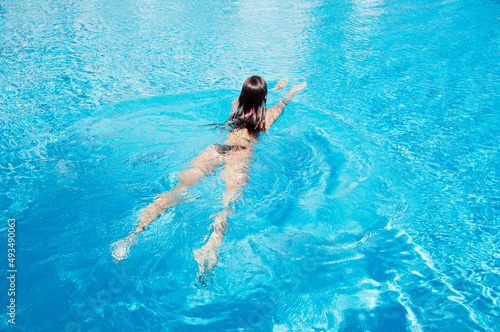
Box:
[278,78,288,88]
[271,78,289,91]
[292,82,307,92]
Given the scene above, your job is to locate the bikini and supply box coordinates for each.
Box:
[214,144,247,155]
[214,108,254,156]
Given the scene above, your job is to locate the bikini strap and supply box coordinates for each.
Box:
[245,108,255,119]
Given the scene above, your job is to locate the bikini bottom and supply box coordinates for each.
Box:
[213,144,247,156]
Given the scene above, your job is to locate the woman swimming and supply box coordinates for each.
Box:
[111,76,307,276]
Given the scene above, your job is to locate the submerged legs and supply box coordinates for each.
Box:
[112,144,252,279]
[194,152,250,277]
[111,147,221,261]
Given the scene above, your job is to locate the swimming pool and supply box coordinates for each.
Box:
[1,0,499,330]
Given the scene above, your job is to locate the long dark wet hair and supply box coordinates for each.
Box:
[229,76,267,132]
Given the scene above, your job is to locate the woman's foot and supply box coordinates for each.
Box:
[111,234,136,261]
[194,243,219,275]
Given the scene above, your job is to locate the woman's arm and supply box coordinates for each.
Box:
[265,82,307,129]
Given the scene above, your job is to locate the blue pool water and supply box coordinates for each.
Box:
[1,0,499,330]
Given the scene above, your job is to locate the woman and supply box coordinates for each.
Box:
[112,76,307,276]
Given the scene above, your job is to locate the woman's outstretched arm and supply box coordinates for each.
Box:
[265,82,307,129]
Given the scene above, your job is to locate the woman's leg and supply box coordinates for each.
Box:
[194,151,251,276]
[135,147,222,233]
[112,147,221,261]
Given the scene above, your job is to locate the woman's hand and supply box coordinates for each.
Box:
[290,81,307,92]
[270,78,289,91]
[283,82,307,102]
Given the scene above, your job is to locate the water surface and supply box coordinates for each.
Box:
[1,0,499,330]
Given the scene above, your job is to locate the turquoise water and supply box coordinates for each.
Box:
[1,0,499,330]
